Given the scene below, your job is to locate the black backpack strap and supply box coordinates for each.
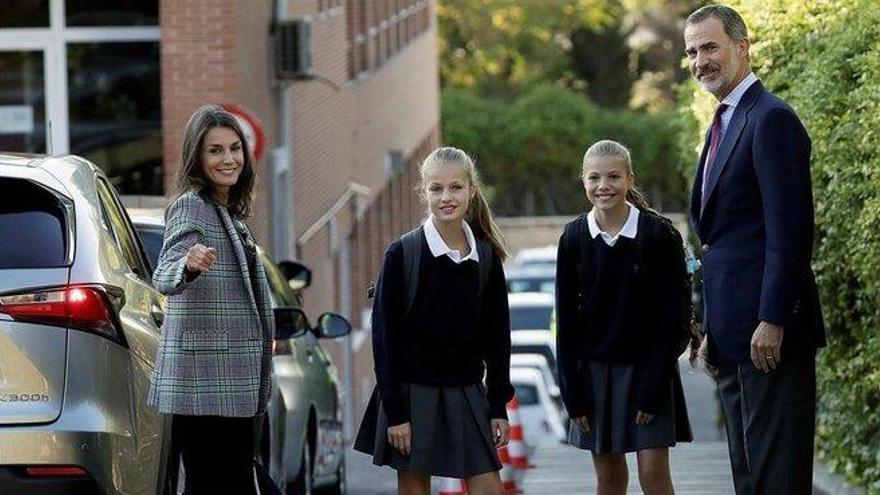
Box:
[400,226,424,319]
[575,214,594,295]
[633,210,664,273]
[476,237,493,297]
[633,214,647,274]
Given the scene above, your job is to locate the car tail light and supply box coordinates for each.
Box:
[0,285,126,346]
[25,466,89,477]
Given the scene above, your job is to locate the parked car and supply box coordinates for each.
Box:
[510,353,560,402]
[510,330,558,383]
[0,153,174,494]
[510,367,567,447]
[512,245,557,270]
[508,292,555,332]
[131,213,350,495]
[506,265,556,295]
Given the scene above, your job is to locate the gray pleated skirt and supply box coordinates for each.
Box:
[354,383,502,478]
[569,361,693,455]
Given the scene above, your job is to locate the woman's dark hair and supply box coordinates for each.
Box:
[174,104,255,218]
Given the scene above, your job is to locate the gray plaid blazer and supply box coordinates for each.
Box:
[147,191,274,417]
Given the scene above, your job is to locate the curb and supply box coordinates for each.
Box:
[813,460,866,495]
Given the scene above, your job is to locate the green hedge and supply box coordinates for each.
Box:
[442,84,687,215]
[680,1,880,491]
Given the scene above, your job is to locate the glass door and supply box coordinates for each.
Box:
[0,50,47,153]
[0,0,160,194]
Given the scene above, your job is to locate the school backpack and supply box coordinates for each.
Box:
[367,226,494,319]
[574,211,697,356]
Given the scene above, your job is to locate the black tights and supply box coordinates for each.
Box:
[173,414,258,495]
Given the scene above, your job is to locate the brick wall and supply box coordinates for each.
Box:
[290,2,439,320]
[161,0,440,436]
[160,0,239,194]
[159,0,275,242]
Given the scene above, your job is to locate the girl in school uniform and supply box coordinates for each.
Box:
[355,146,514,495]
[555,140,693,495]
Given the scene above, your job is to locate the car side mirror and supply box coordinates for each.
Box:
[278,260,312,291]
[274,307,309,340]
[316,312,352,339]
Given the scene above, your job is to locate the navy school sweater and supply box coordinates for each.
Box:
[371,238,515,426]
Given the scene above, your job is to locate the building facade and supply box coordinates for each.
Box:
[1,0,439,436]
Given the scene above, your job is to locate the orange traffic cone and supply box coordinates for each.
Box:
[497,445,521,494]
[437,476,467,495]
[506,397,532,469]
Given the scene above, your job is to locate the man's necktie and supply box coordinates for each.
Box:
[702,103,729,199]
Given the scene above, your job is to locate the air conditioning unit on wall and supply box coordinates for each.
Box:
[274,19,313,80]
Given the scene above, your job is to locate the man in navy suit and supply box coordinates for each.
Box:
[685,5,826,494]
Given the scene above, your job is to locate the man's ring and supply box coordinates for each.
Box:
[765,355,774,359]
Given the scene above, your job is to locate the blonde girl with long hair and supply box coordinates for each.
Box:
[355,147,514,495]
[556,140,693,495]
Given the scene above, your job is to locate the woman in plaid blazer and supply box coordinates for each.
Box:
[147,105,274,495]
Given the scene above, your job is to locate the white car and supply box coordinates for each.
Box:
[508,292,555,332]
[510,353,560,400]
[510,330,557,384]
[512,245,557,270]
[510,367,567,447]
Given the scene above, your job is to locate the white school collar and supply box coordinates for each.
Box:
[423,216,480,264]
[587,202,640,247]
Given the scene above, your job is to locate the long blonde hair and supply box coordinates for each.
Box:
[581,139,654,213]
[418,146,508,261]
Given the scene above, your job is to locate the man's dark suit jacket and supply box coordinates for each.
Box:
[691,80,826,363]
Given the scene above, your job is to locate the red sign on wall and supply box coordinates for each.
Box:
[221,103,267,161]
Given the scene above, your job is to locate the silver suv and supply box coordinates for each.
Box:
[0,154,174,494]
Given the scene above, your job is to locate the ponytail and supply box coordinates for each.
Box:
[419,146,509,262]
[626,187,657,214]
[467,184,509,262]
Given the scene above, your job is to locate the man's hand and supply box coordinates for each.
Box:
[387,422,412,456]
[491,419,510,447]
[185,243,216,274]
[751,321,784,373]
[572,416,590,433]
[691,334,719,380]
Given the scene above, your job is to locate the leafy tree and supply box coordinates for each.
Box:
[438,0,616,97]
[443,84,687,216]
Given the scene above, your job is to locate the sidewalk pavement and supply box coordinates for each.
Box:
[346,441,735,495]
[520,441,734,494]
[347,357,729,495]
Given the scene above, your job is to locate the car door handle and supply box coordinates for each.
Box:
[150,302,165,327]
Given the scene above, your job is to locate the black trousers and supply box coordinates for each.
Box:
[173,414,258,495]
[711,338,817,495]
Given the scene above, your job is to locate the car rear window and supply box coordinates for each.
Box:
[508,278,556,294]
[510,305,553,331]
[135,226,164,271]
[514,384,539,406]
[0,178,68,268]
